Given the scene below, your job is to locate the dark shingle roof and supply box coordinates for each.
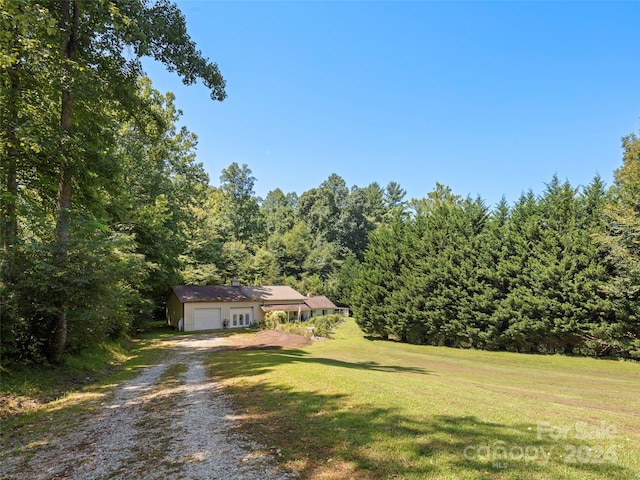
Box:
[240,286,306,302]
[304,295,337,309]
[172,285,306,303]
[172,285,249,303]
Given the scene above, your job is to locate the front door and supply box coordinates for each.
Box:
[230,308,253,328]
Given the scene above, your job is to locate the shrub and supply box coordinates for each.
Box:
[310,314,344,337]
[263,311,288,330]
[262,312,345,339]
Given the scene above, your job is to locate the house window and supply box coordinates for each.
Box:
[239,314,244,326]
[232,314,238,326]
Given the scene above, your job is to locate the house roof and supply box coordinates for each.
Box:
[261,304,311,312]
[304,295,338,310]
[172,285,306,304]
[172,285,249,303]
[241,285,306,302]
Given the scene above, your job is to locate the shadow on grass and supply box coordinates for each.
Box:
[220,347,430,377]
[207,348,634,480]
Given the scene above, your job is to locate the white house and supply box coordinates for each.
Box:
[303,295,339,318]
[166,282,308,332]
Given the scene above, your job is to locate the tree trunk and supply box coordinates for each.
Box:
[1,20,21,274]
[49,0,79,364]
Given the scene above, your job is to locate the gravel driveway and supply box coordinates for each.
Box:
[0,333,297,480]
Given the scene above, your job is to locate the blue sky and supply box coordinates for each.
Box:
[143,1,640,208]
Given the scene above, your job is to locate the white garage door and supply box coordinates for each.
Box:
[193,308,222,331]
[230,308,253,328]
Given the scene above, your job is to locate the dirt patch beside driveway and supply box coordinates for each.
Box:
[163,329,311,351]
[231,330,312,350]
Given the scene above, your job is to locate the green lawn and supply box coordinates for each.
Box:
[205,319,640,480]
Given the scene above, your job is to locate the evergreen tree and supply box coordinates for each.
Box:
[383,181,408,221]
[599,132,640,357]
[332,254,361,307]
[352,219,406,339]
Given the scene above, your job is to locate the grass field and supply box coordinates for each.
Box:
[205,319,640,480]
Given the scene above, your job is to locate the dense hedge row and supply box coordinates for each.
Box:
[352,176,640,358]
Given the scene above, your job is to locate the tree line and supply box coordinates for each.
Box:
[1,0,225,364]
[1,2,639,365]
[352,138,640,358]
[0,0,404,365]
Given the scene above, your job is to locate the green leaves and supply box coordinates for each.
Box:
[1,0,226,363]
[217,163,262,244]
[352,176,639,358]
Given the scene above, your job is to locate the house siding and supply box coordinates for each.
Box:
[184,301,263,331]
[166,292,184,328]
